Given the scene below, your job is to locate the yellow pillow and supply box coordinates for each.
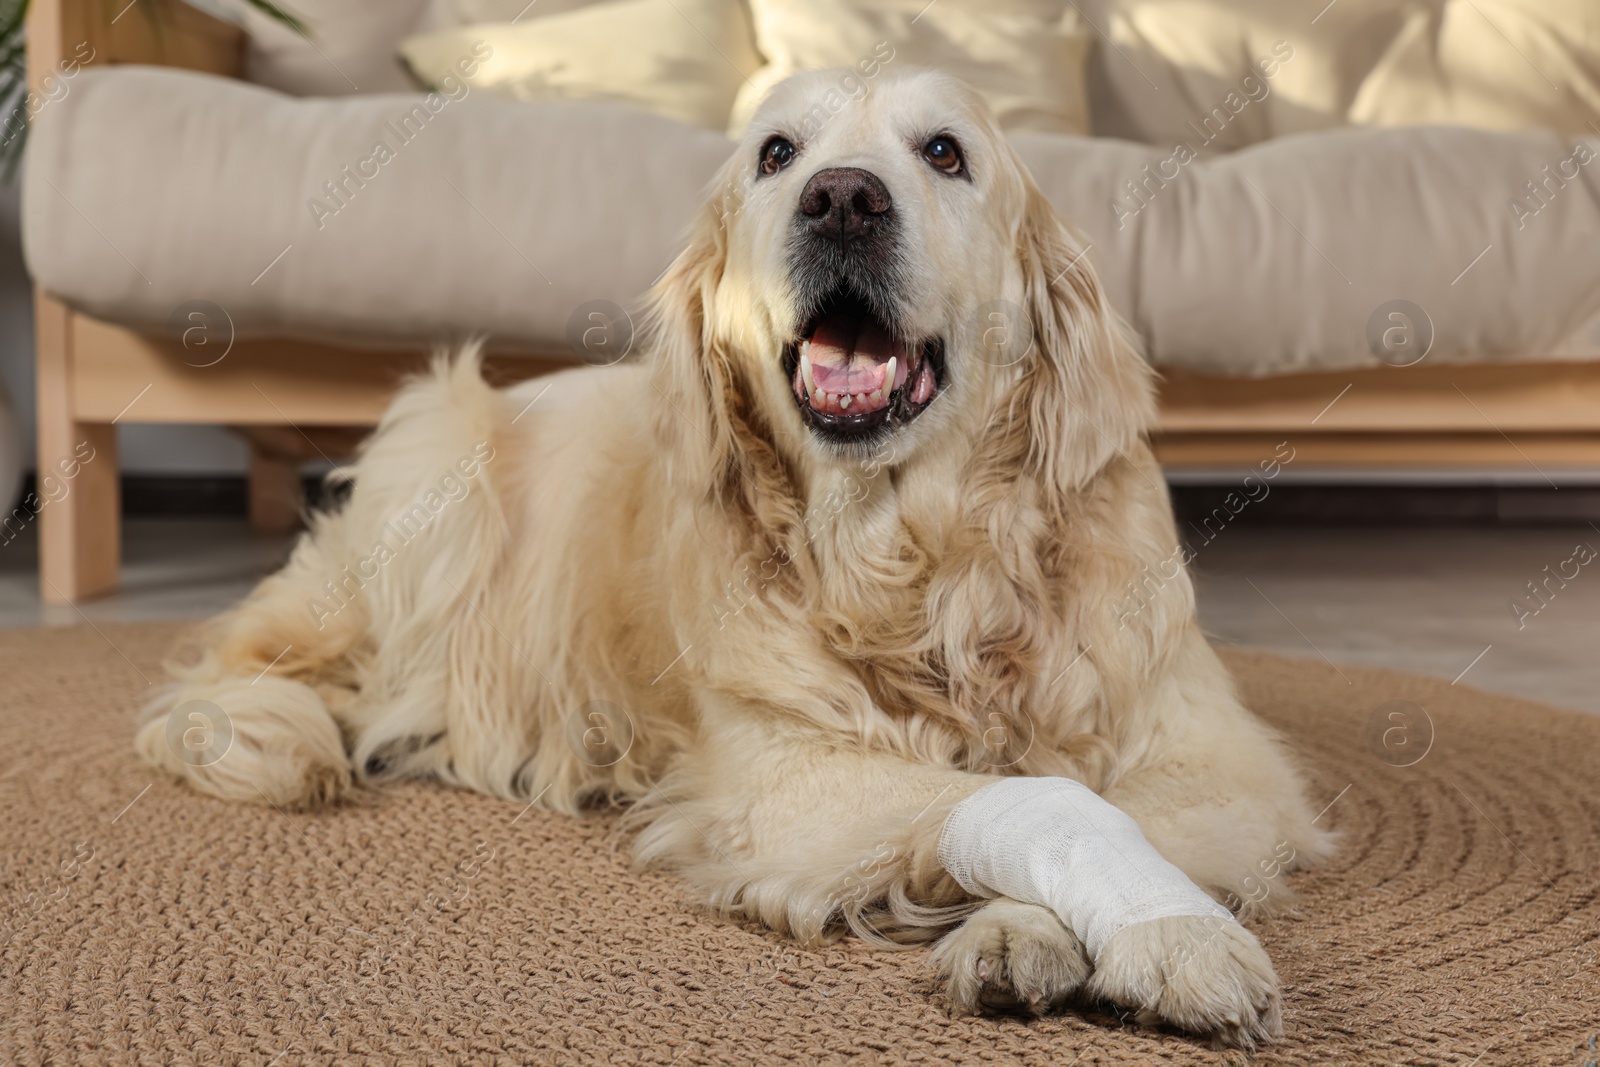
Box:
[1101,0,1407,152]
[442,0,610,20]
[729,0,1092,138]
[399,0,762,130]
[1352,0,1600,137]
[1098,0,1600,150]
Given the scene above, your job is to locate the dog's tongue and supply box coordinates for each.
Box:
[806,314,897,396]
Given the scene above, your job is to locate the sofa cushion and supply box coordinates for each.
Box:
[1014,126,1600,375]
[399,0,762,130]
[1350,0,1600,137]
[1082,0,1406,152]
[728,0,1092,138]
[23,67,1600,375]
[1080,0,1600,149]
[207,0,617,96]
[210,0,441,96]
[23,67,735,351]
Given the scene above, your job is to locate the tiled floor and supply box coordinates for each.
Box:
[0,519,291,628]
[1189,525,1600,715]
[2,518,1596,714]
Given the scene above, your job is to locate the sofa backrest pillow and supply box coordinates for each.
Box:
[727,0,1093,138]
[207,0,614,96]
[399,0,762,130]
[1080,0,1600,148]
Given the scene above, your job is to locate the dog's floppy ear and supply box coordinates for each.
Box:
[646,156,808,576]
[645,158,746,498]
[1010,178,1156,498]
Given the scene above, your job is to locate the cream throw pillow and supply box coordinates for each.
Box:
[399,0,762,130]
[1100,0,1408,152]
[1095,0,1600,150]
[1352,0,1600,137]
[440,0,610,21]
[729,0,1092,138]
[214,0,439,96]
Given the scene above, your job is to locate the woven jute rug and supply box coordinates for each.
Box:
[1,623,1595,1066]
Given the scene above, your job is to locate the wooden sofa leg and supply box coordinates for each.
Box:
[36,294,120,604]
[38,423,120,605]
[248,447,304,535]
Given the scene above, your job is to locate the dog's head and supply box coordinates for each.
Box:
[650,68,1152,500]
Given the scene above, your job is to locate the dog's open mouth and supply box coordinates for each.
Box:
[783,291,944,441]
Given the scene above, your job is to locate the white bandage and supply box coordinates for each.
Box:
[937,776,1235,961]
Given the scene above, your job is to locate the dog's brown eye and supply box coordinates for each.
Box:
[759,137,796,177]
[922,135,963,175]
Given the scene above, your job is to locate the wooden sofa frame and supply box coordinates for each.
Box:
[28,0,1600,602]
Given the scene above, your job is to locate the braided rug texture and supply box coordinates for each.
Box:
[0,623,1595,1066]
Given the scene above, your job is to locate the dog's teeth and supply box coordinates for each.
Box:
[800,352,817,398]
[839,393,852,410]
[885,356,897,394]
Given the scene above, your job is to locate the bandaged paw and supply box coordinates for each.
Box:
[937,776,1235,961]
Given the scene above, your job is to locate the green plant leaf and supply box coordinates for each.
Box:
[241,0,308,37]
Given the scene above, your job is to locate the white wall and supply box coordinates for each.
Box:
[0,179,248,479]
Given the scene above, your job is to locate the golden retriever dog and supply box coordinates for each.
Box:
[138,68,1332,1046]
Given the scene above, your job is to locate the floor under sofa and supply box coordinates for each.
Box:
[2,516,1596,716]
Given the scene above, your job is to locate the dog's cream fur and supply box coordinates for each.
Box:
[137,70,1332,1045]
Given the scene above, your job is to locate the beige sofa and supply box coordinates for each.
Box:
[21,0,1600,601]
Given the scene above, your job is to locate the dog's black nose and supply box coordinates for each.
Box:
[798,167,892,243]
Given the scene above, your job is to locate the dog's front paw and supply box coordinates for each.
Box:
[1087,914,1281,1048]
[932,898,1092,1015]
